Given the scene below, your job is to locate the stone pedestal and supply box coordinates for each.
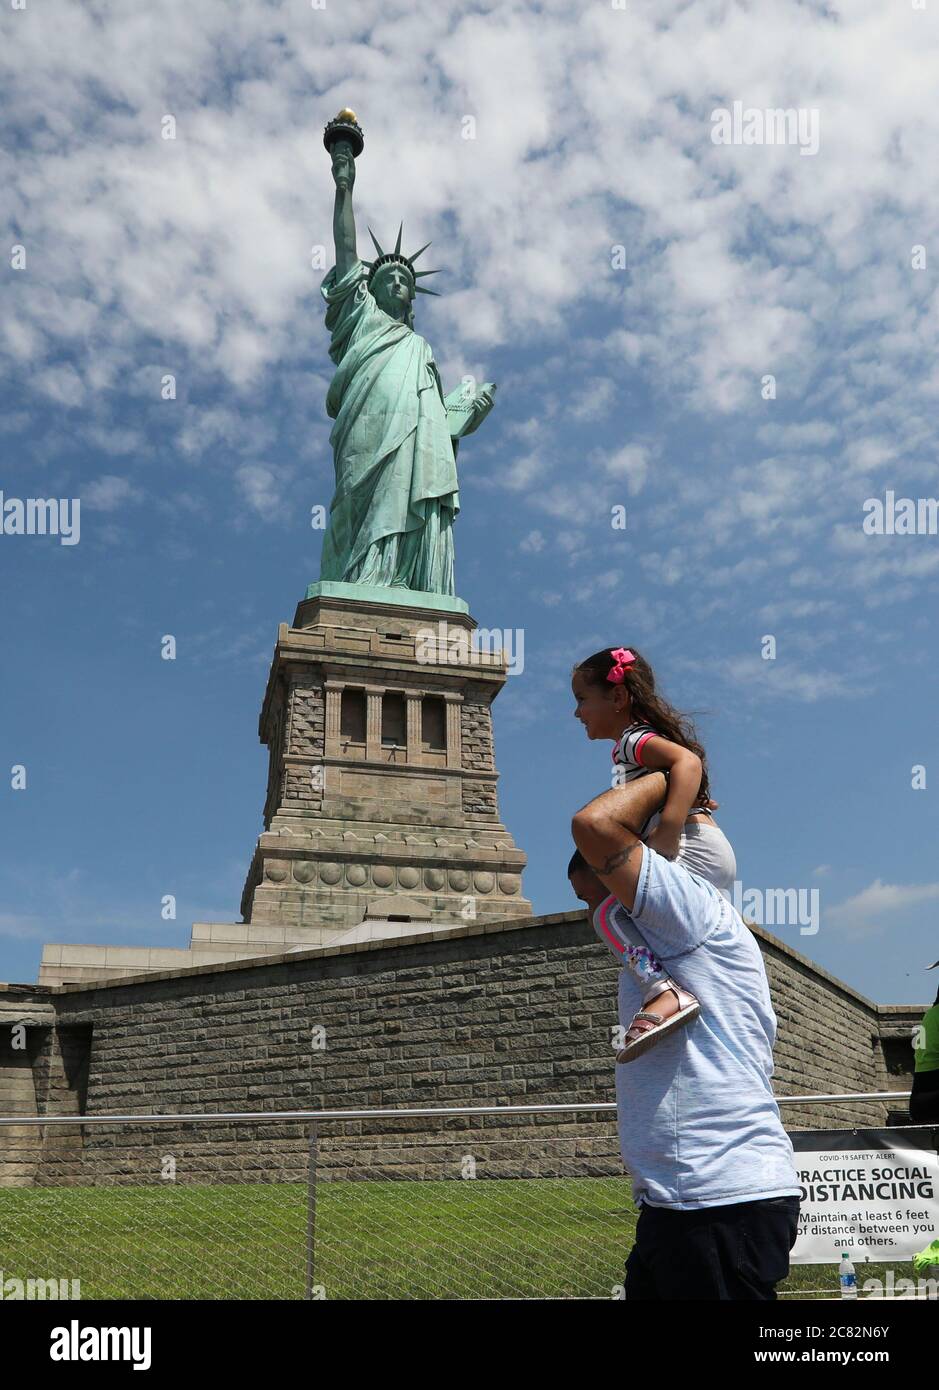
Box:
[238,589,531,938]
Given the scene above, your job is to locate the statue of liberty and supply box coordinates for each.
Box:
[317,111,496,599]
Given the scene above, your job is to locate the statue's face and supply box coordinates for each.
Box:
[373,265,414,319]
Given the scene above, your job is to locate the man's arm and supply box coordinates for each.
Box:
[571,773,667,913]
[331,140,358,280]
[573,768,726,957]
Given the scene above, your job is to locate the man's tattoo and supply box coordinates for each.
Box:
[585,839,643,878]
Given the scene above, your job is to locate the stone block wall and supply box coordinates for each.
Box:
[0,991,86,1186]
[0,1025,44,1186]
[461,778,499,817]
[460,687,496,773]
[2,914,924,1188]
[240,601,532,933]
[262,676,288,828]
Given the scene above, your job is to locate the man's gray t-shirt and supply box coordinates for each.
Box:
[594,843,801,1210]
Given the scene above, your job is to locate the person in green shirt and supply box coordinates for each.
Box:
[910,976,939,1124]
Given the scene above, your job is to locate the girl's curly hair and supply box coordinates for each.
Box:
[572,647,711,806]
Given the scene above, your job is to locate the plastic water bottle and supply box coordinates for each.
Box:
[839,1252,857,1299]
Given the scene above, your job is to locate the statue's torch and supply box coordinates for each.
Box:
[324,108,364,162]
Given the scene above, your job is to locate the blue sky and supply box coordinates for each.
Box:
[2,0,939,1005]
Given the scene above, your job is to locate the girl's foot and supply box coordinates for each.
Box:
[616,979,700,1063]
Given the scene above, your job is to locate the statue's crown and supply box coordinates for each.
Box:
[364,224,442,297]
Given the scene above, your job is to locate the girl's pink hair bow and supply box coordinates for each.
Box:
[606,647,636,683]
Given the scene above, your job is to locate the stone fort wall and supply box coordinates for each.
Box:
[0,911,923,1187]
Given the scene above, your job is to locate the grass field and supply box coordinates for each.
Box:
[0,1179,920,1300]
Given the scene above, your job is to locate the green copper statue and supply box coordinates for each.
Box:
[318,110,496,597]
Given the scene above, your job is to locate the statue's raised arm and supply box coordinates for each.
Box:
[326,111,361,280]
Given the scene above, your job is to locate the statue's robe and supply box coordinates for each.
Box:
[319,258,459,594]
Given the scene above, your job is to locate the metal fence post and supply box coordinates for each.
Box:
[305,1121,318,1300]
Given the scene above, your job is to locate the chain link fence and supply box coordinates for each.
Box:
[0,1117,310,1299]
[0,1095,933,1300]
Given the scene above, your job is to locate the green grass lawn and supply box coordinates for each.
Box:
[0,1179,920,1300]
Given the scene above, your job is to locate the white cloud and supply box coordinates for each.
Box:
[720,654,856,704]
[500,452,543,493]
[34,364,85,407]
[83,475,142,511]
[4,0,939,661]
[757,597,838,624]
[570,378,616,422]
[4,0,936,421]
[826,879,939,929]
[0,913,51,941]
[234,464,294,524]
[842,438,897,475]
[177,406,275,460]
[600,443,650,495]
[81,425,149,458]
[756,420,839,450]
[519,529,545,553]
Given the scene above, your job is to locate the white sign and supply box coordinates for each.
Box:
[790,1127,939,1264]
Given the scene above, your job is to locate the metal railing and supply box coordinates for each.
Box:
[0,1092,932,1301]
[0,1090,916,1125]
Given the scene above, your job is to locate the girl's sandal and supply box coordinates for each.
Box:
[616,980,700,1064]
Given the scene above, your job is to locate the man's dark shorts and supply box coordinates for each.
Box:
[623,1195,801,1299]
